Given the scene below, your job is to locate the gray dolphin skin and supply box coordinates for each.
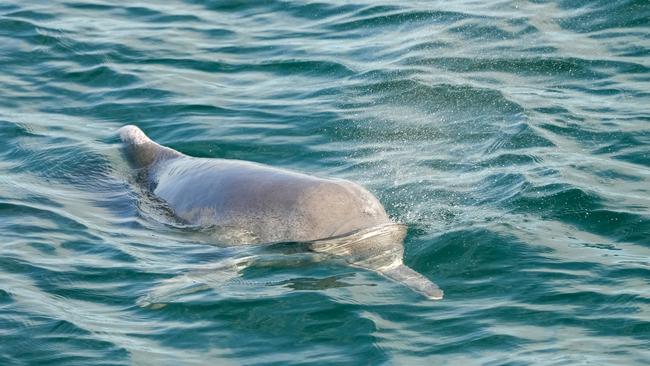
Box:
[119,125,443,300]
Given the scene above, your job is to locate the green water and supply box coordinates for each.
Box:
[1,0,649,364]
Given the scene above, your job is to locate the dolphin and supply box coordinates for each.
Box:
[119,125,443,300]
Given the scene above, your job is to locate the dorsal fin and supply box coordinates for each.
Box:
[118,125,183,169]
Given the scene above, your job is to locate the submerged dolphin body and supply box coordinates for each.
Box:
[119,125,443,300]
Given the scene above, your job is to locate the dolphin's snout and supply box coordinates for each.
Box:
[382,264,444,300]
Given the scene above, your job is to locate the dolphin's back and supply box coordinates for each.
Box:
[120,125,390,242]
[150,156,390,243]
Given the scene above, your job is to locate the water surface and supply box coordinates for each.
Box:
[1,0,649,365]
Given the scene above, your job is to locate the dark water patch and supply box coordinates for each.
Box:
[0,20,81,58]
[201,27,237,38]
[535,290,649,315]
[522,45,560,54]
[53,65,140,89]
[116,57,231,73]
[512,185,600,215]
[558,210,650,244]
[179,139,318,166]
[0,315,128,366]
[201,43,277,55]
[326,9,472,32]
[477,153,543,168]
[48,283,140,307]
[249,59,355,77]
[278,1,364,21]
[15,262,169,307]
[606,40,650,58]
[409,228,554,300]
[0,3,19,12]
[26,241,57,255]
[481,121,556,154]
[613,149,650,168]
[540,121,647,155]
[0,18,146,68]
[473,173,530,205]
[0,201,88,234]
[351,79,524,116]
[434,333,529,355]
[408,40,454,52]
[4,9,57,21]
[348,4,401,18]
[556,0,650,33]
[416,157,477,172]
[478,302,650,342]
[70,264,168,287]
[60,239,137,263]
[0,288,12,304]
[62,2,114,11]
[149,293,388,364]
[351,68,419,84]
[8,143,115,192]
[0,16,43,36]
[122,6,202,24]
[133,57,355,77]
[47,102,235,124]
[85,86,175,103]
[196,0,285,14]
[511,184,650,243]
[322,119,444,144]
[448,21,537,41]
[590,167,643,182]
[607,267,650,282]
[592,134,647,155]
[407,56,623,80]
[235,0,355,17]
[0,189,63,210]
[0,120,40,142]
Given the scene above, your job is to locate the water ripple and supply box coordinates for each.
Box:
[1,0,649,364]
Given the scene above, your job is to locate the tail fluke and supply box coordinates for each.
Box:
[381,264,444,300]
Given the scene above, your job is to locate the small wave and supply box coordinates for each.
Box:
[1,0,649,363]
[326,9,472,32]
[55,64,140,88]
[555,0,650,33]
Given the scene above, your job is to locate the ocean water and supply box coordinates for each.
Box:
[1,0,649,364]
